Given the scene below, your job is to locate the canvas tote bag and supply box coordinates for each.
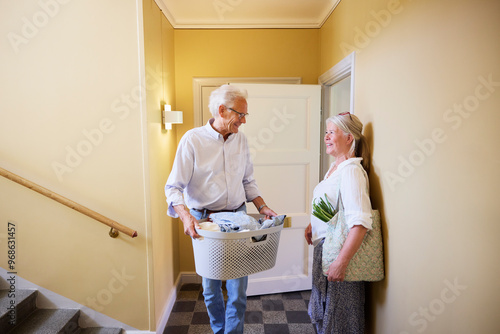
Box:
[321,166,384,282]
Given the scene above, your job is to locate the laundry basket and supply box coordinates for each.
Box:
[192,216,283,280]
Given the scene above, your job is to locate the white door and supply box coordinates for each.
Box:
[231,83,321,296]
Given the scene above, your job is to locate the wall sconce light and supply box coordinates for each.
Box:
[162,104,183,130]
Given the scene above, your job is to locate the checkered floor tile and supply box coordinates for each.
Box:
[164,283,317,334]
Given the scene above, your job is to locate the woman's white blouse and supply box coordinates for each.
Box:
[310,158,373,247]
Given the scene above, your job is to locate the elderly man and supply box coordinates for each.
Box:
[165,84,276,334]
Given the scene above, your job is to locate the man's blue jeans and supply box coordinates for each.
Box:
[191,204,248,334]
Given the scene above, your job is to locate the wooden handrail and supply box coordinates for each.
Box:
[0,167,138,238]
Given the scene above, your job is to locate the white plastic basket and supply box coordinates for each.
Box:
[192,216,283,280]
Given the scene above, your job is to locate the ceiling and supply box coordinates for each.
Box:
[155,0,342,29]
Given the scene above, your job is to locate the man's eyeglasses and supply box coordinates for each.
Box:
[228,107,249,120]
[339,111,352,121]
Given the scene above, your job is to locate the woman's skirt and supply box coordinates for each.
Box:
[308,238,365,334]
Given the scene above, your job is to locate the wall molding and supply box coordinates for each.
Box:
[318,52,355,87]
[153,0,341,29]
[318,52,356,175]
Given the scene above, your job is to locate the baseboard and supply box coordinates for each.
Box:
[155,272,201,334]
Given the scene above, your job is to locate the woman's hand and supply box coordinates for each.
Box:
[304,223,313,245]
[326,225,367,282]
[326,259,348,282]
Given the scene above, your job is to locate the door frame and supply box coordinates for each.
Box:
[318,52,356,177]
[192,77,302,127]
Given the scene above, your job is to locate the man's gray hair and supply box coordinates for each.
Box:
[208,84,248,118]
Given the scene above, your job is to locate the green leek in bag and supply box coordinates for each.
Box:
[312,194,337,223]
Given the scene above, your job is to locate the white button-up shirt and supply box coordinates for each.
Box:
[311,158,373,246]
[165,119,261,218]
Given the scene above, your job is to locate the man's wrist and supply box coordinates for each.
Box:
[258,204,267,212]
[174,204,188,217]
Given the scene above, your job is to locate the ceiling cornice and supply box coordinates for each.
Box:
[154,0,341,29]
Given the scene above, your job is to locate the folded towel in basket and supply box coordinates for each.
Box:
[208,212,286,233]
[198,221,221,232]
[258,215,286,229]
[209,211,260,232]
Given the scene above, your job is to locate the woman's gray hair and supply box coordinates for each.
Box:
[326,113,371,173]
[208,84,248,118]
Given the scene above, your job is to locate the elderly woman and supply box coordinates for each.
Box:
[305,112,372,333]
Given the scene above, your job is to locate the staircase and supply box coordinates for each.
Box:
[0,288,123,334]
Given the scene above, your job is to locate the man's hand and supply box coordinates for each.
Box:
[260,205,277,219]
[181,214,201,238]
[174,205,201,239]
[252,196,278,218]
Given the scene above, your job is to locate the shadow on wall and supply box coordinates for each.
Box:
[363,122,389,334]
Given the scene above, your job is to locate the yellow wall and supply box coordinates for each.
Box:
[3,0,498,331]
[173,28,320,271]
[142,0,180,329]
[322,0,500,332]
[0,0,153,330]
